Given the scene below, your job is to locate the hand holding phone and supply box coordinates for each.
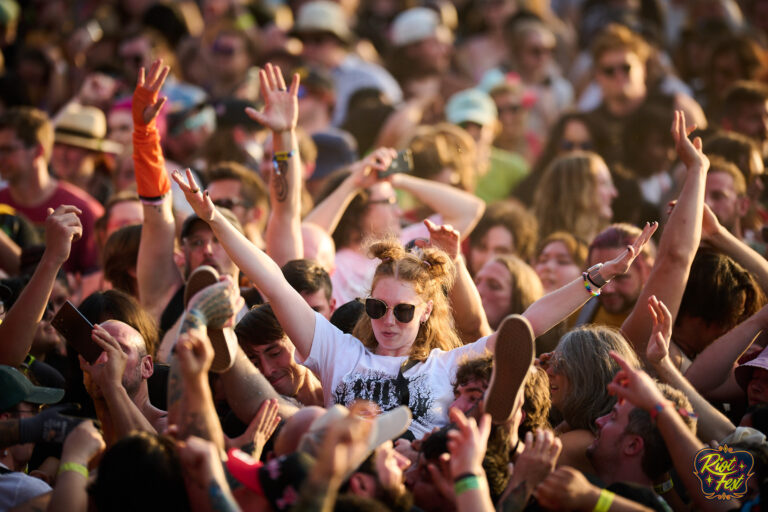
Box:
[51,301,102,364]
[378,149,414,178]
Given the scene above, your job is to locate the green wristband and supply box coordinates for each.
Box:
[58,462,88,478]
[454,475,481,496]
[593,489,615,512]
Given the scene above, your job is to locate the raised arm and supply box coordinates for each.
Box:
[390,173,485,240]
[303,148,396,234]
[520,222,657,340]
[0,206,82,366]
[645,296,736,443]
[700,202,768,293]
[621,110,709,356]
[251,64,304,267]
[416,219,492,342]
[683,303,768,394]
[608,353,732,512]
[133,59,182,321]
[172,170,317,360]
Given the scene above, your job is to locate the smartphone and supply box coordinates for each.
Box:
[379,149,414,178]
[51,301,102,364]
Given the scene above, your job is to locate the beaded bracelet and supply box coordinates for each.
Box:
[58,462,88,478]
[649,401,698,422]
[272,150,295,163]
[582,272,601,297]
[593,489,615,512]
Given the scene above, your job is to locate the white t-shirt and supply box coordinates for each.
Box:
[301,312,490,439]
[0,463,52,510]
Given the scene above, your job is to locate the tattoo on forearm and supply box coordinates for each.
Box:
[167,362,183,410]
[273,160,288,202]
[208,481,240,512]
[500,480,530,512]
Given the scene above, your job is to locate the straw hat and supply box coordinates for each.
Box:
[54,103,123,154]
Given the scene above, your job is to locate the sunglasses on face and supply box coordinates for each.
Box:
[599,63,632,77]
[561,140,593,151]
[365,297,417,323]
[212,197,247,210]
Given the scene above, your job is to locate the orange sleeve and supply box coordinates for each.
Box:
[132,86,170,202]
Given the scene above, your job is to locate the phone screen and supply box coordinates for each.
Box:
[379,149,414,178]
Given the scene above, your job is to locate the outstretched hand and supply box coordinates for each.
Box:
[44,205,83,266]
[414,219,461,261]
[134,58,169,126]
[646,295,672,366]
[607,351,666,412]
[672,109,709,172]
[601,220,657,278]
[245,63,299,133]
[172,169,216,222]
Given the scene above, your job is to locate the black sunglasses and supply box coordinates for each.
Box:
[561,140,594,151]
[213,197,247,210]
[365,297,417,323]
[599,63,632,77]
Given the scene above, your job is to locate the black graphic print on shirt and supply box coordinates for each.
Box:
[332,369,435,431]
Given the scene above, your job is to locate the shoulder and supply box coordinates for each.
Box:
[53,182,104,217]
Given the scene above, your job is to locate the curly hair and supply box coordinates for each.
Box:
[533,151,610,243]
[351,238,462,360]
[554,326,641,433]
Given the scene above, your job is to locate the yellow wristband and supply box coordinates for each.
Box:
[58,462,88,478]
[593,489,615,512]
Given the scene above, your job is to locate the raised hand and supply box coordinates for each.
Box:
[245,63,299,133]
[535,467,600,511]
[80,324,128,392]
[445,407,491,478]
[349,147,397,189]
[601,220,658,278]
[172,168,216,221]
[415,219,461,261]
[646,295,672,366]
[134,58,169,126]
[225,398,281,459]
[175,328,214,380]
[44,205,83,266]
[177,436,230,491]
[606,351,666,412]
[60,420,105,467]
[672,110,709,172]
[505,429,562,497]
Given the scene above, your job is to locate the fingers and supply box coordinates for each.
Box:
[137,66,145,87]
[50,204,83,217]
[149,96,167,118]
[289,73,300,96]
[91,324,122,353]
[153,65,170,91]
[244,106,266,125]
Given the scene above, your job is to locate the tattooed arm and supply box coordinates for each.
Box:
[249,63,304,266]
[168,326,226,451]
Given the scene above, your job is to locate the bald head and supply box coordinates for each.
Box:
[302,223,335,274]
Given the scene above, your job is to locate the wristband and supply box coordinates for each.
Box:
[653,479,674,494]
[454,475,481,496]
[58,462,88,478]
[272,150,294,162]
[593,489,615,512]
[649,401,698,422]
[586,263,610,288]
[583,272,600,297]
[454,472,477,483]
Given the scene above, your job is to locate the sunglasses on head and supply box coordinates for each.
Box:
[365,297,417,323]
[599,63,632,77]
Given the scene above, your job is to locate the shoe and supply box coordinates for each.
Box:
[184,265,237,373]
[484,314,535,424]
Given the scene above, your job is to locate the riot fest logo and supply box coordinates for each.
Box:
[693,445,754,500]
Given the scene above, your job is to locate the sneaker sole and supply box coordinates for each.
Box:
[485,314,535,424]
[184,266,236,373]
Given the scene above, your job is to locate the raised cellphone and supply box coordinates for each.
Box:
[51,301,102,364]
[379,149,414,178]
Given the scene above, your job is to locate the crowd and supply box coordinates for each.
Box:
[2,0,768,511]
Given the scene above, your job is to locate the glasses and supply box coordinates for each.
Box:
[525,46,553,57]
[599,63,632,77]
[213,197,247,210]
[560,140,593,151]
[365,297,417,323]
[368,196,397,206]
[497,104,523,114]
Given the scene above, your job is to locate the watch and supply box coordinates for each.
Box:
[586,263,610,288]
